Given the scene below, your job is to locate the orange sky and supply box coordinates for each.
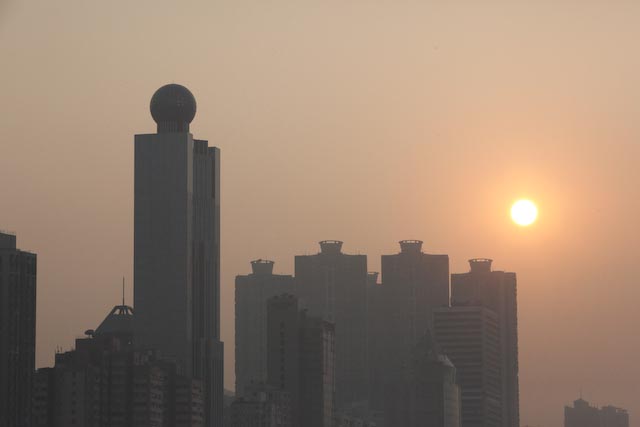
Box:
[1,1,639,425]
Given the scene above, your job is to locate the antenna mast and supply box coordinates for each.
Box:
[122,276,125,307]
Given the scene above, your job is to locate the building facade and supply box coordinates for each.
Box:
[294,241,368,410]
[227,384,291,427]
[33,304,204,427]
[564,399,629,427]
[133,84,223,426]
[267,294,335,427]
[385,331,461,427]
[235,260,294,396]
[451,259,519,427]
[434,306,502,427]
[0,232,37,427]
[372,240,449,413]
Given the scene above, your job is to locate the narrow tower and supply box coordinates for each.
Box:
[134,84,223,427]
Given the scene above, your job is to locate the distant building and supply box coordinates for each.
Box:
[0,232,37,427]
[235,260,294,396]
[372,240,449,412]
[295,241,368,410]
[600,405,629,427]
[134,84,223,427]
[267,294,335,427]
[227,383,291,427]
[32,304,204,427]
[451,258,519,427]
[564,398,629,427]
[385,330,461,427]
[433,306,502,427]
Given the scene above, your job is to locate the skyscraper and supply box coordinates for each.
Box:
[372,240,449,412]
[0,232,37,427]
[294,240,368,410]
[451,259,519,427]
[266,294,335,427]
[134,84,223,427]
[433,306,502,427]
[235,259,294,396]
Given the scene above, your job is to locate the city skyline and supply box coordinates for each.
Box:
[2,2,640,426]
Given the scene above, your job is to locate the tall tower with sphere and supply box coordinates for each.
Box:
[134,84,223,426]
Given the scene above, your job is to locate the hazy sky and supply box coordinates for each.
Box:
[2,1,639,425]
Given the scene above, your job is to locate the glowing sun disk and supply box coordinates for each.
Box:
[511,199,538,226]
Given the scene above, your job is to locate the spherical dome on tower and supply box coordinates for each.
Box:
[150,84,197,133]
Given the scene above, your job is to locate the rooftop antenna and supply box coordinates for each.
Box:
[122,276,125,307]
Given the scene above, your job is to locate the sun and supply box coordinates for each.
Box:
[511,199,538,226]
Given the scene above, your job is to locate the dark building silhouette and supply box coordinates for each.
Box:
[0,232,37,427]
[226,383,291,427]
[134,84,223,426]
[32,304,204,427]
[600,405,630,427]
[294,241,368,410]
[434,306,501,427]
[564,398,629,427]
[266,294,335,427]
[385,330,461,427]
[451,259,519,427]
[235,260,294,396]
[372,240,449,413]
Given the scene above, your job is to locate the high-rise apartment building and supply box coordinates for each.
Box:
[133,84,223,426]
[372,240,449,412]
[294,240,368,409]
[227,384,292,427]
[385,331,461,427]
[600,405,629,427]
[0,232,37,427]
[235,260,294,396]
[266,294,335,427]
[433,306,502,427]
[451,259,519,427]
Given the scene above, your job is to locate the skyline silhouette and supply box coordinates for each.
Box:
[2,2,639,426]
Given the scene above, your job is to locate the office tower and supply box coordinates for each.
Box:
[600,406,629,427]
[0,232,37,427]
[227,384,292,427]
[33,303,204,427]
[451,259,519,427]
[235,260,294,396]
[385,330,461,427]
[266,294,335,427]
[372,240,449,413]
[134,84,223,426]
[564,398,601,427]
[294,240,367,409]
[433,306,502,427]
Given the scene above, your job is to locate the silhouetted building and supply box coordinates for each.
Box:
[227,383,291,427]
[451,259,519,427]
[564,399,629,427]
[433,306,502,427]
[235,260,294,396]
[134,84,223,427]
[600,405,629,427]
[267,294,335,427]
[295,241,368,410]
[33,304,204,427]
[565,398,601,427]
[385,330,461,427]
[0,232,37,427]
[372,240,449,412]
